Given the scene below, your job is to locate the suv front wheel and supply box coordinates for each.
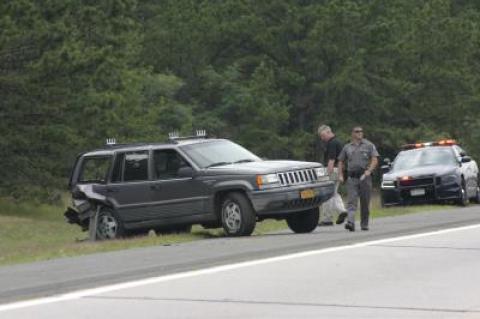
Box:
[286,208,319,233]
[221,192,256,236]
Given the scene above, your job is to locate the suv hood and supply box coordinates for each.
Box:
[204,160,321,175]
[383,164,458,180]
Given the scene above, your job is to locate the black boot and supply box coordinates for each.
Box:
[345,222,355,232]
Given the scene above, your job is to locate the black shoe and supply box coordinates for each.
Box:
[345,222,355,232]
[361,226,369,231]
[336,212,348,225]
[318,221,334,226]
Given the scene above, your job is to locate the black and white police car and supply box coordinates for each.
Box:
[381,140,480,206]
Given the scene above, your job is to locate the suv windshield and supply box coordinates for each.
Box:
[180,140,261,168]
[392,148,457,171]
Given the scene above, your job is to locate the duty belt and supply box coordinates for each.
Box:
[348,170,365,179]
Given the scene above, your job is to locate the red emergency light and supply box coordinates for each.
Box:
[401,139,457,150]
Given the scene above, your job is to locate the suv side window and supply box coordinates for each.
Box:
[153,149,190,179]
[79,156,111,184]
[123,151,149,182]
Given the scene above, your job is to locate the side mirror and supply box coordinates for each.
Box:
[461,156,472,163]
[381,158,391,173]
[178,166,194,178]
[381,165,391,174]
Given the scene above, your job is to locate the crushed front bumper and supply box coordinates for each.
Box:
[64,200,94,231]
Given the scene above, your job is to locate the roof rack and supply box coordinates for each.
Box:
[168,130,208,143]
[106,138,116,145]
[102,138,152,150]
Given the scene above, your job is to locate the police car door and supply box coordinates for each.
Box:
[454,146,478,197]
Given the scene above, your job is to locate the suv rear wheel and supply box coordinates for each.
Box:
[96,208,125,240]
[286,208,319,233]
[221,192,256,236]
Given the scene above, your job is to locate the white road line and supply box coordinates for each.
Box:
[1,223,480,312]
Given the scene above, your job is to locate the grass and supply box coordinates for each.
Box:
[369,193,454,218]
[0,193,454,266]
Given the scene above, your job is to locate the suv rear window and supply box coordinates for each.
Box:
[79,156,111,183]
[124,151,149,182]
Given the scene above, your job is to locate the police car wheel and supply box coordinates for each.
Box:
[472,186,480,204]
[457,184,468,207]
[380,196,387,208]
[96,208,125,240]
[286,208,319,233]
[220,192,256,236]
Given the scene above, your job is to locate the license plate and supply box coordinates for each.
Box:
[410,188,425,196]
[300,189,315,199]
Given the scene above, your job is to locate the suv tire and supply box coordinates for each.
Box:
[286,208,319,233]
[221,192,256,236]
[96,208,125,240]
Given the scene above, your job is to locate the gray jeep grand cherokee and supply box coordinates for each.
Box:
[65,134,335,239]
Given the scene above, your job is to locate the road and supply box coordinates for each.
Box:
[0,207,479,318]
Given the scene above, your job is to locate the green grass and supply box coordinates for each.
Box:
[0,194,455,266]
[369,193,454,218]
[0,197,289,266]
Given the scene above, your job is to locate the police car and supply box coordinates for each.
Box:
[381,140,480,206]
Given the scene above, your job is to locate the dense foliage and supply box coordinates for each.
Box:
[1,0,479,200]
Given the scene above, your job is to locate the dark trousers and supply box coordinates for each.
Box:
[346,175,372,227]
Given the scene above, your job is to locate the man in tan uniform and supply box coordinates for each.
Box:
[338,126,379,231]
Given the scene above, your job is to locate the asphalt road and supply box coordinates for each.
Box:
[0,206,479,318]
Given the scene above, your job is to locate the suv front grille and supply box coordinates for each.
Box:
[278,169,317,186]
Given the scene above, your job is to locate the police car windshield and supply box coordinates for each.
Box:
[180,140,261,168]
[392,148,457,171]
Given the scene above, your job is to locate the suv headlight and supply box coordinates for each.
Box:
[315,167,330,182]
[256,174,280,189]
[381,180,395,189]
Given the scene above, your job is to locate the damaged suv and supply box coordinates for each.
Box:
[65,133,335,239]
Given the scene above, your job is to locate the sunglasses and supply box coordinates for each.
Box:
[353,130,363,133]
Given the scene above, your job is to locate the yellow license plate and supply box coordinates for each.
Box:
[300,189,315,199]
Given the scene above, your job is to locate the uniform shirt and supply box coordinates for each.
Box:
[324,136,343,167]
[338,139,379,172]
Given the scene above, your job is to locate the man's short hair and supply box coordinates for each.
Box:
[317,124,331,135]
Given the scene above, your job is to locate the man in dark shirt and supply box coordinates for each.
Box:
[318,125,348,226]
